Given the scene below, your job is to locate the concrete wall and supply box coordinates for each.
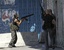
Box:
[62,0,64,46]
[56,0,63,46]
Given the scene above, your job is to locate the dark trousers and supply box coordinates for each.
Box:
[44,28,56,50]
[9,30,17,46]
[51,27,56,46]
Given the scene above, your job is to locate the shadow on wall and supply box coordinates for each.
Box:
[20,32,38,46]
[20,32,42,49]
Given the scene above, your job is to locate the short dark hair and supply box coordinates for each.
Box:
[47,9,52,13]
[48,9,52,13]
[46,9,52,14]
[14,14,18,18]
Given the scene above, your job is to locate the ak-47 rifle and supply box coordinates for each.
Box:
[21,14,34,21]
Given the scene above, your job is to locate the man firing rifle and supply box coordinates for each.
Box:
[8,13,34,48]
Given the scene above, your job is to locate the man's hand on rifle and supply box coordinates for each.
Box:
[19,14,34,25]
[21,17,28,21]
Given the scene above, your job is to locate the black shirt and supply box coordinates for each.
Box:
[42,14,56,30]
[12,18,18,27]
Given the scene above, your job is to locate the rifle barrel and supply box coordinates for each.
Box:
[21,14,34,19]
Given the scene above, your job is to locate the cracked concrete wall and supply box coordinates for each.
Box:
[56,0,63,46]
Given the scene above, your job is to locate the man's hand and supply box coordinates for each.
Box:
[52,19,56,26]
[42,20,45,26]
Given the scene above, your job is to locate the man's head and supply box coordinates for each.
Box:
[46,9,52,15]
[14,13,19,19]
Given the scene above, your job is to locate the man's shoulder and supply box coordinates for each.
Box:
[51,14,55,17]
[51,14,56,20]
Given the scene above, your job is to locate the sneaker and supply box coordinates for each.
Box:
[8,45,13,48]
[12,45,16,47]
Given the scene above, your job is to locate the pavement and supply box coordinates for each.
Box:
[0,32,26,48]
[0,46,41,50]
[0,32,64,50]
[0,44,64,50]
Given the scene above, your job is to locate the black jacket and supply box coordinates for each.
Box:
[42,14,56,30]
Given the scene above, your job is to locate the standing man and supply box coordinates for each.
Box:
[42,9,56,50]
[8,13,25,48]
